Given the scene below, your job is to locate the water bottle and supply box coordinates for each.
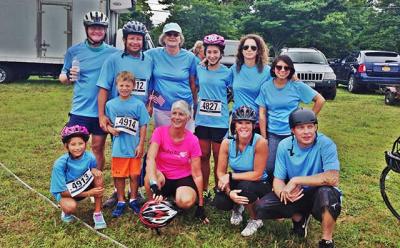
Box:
[71,56,80,81]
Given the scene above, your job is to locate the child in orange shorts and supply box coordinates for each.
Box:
[105,71,150,217]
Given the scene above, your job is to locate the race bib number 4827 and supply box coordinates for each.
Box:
[199,99,222,117]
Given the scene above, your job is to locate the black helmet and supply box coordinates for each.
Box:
[122,21,147,38]
[232,106,257,123]
[289,108,318,129]
[83,11,109,27]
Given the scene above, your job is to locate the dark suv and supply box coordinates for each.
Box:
[330,50,400,93]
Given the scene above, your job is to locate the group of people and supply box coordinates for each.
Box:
[49,11,342,248]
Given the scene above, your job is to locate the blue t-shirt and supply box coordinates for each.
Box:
[231,64,271,119]
[145,47,197,111]
[96,51,153,104]
[50,151,97,202]
[228,133,268,181]
[255,79,317,135]
[195,64,233,128]
[61,41,118,117]
[105,96,150,158]
[274,133,340,182]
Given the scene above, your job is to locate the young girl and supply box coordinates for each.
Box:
[50,125,106,229]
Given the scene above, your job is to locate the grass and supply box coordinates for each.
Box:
[1,78,400,247]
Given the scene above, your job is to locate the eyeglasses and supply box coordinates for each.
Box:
[165,31,180,37]
[242,45,257,51]
[275,65,291,71]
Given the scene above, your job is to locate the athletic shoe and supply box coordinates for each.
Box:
[318,239,335,248]
[241,219,263,237]
[60,211,74,223]
[292,214,311,238]
[112,202,126,218]
[230,204,244,225]
[93,212,107,230]
[128,199,141,214]
[103,191,117,208]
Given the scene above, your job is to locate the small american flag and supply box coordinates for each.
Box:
[149,90,165,107]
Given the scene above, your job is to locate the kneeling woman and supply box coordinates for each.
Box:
[145,100,209,223]
[215,106,271,236]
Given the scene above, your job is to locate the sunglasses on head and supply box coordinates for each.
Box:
[275,65,291,71]
[242,45,257,51]
[165,31,180,37]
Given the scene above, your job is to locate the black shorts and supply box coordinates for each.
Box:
[255,186,342,222]
[161,175,198,197]
[67,113,106,136]
[194,125,228,143]
[214,180,272,211]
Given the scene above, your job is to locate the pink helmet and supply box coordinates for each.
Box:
[139,200,178,229]
[61,125,89,144]
[203,34,225,49]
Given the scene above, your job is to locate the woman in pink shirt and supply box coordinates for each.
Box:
[145,100,209,223]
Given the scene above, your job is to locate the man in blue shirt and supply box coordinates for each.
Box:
[255,108,341,248]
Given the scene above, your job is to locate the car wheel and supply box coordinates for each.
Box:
[0,64,14,83]
[322,85,337,100]
[348,75,360,93]
[385,91,396,105]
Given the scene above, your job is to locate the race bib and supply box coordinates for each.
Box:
[199,99,222,117]
[114,116,139,135]
[131,79,147,96]
[66,168,93,197]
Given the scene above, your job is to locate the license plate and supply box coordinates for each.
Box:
[306,82,315,87]
[382,66,391,72]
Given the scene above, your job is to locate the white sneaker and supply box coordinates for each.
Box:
[241,219,263,237]
[230,204,244,225]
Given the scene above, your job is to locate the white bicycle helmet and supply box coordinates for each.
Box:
[139,201,178,229]
[83,11,109,27]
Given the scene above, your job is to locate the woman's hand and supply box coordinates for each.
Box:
[229,190,249,205]
[218,173,230,191]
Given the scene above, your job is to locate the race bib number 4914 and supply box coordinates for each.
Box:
[114,116,138,135]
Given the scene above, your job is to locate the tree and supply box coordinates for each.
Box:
[119,0,154,30]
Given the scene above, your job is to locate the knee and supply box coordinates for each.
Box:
[60,199,77,214]
[94,175,104,188]
[176,194,196,209]
[201,151,211,161]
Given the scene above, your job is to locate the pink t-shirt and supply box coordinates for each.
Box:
[150,126,202,179]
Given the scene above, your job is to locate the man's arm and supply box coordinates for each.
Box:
[289,170,339,188]
[98,88,111,131]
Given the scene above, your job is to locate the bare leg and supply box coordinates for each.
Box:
[114,178,125,202]
[93,174,104,213]
[91,135,107,171]
[175,186,197,209]
[211,141,221,187]
[321,207,336,240]
[129,175,139,199]
[59,198,77,214]
[199,139,211,191]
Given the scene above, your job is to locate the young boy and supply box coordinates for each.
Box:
[50,125,107,229]
[105,71,150,217]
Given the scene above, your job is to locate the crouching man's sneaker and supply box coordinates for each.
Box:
[230,204,244,225]
[241,219,263,237]
[319,239,335,248]
[93,212,107,230]
[292,214,311,238]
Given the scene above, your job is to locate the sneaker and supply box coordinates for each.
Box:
[93,212,107,230]
[60,211,74,223]
[292,214,311,238]
[230,204,244,225]
[241,219,263,237]
[112,202,126,218]
[129,199,141,214]
[103,191,117,208]
[318,239,335,248]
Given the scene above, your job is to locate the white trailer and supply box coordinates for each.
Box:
[0,0,135,83]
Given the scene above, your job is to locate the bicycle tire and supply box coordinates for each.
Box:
[380,166,400,220]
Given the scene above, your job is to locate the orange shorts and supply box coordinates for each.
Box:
[111,157,141,178]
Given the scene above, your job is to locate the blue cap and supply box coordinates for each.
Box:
[162,22,182,34]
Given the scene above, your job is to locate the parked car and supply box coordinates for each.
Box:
[220,40,239,67]
[329,50,400,93]
[280,47,337,100]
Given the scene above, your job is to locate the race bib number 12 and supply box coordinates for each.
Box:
[131,79,147,96]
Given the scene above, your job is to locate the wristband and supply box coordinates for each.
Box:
[229,172,233,182]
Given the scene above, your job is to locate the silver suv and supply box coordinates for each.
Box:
[280,48,337,100]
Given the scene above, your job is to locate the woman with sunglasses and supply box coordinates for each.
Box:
[145,23,197,132]
[255,55,325,180]
[231,34,271,133]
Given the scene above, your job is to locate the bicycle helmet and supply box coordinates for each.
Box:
[61,125,90,144]
[203,34,225,49]
[122,21,147,38]
[139,201,178,229]
[83,11,109,27]
[289,108,318,129]
[232,106,257,123]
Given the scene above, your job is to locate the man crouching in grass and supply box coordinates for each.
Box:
[255,108,341,248]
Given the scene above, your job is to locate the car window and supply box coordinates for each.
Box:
[224,41,239,57]
[364,52,400,63]
[345,55,357,63]
[283,52,327,64]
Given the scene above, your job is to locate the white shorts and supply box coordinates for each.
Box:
[153,107,195,132]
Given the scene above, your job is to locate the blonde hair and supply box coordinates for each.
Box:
[192,40,204,56]
[171,100,191,117]
[158,33,185,47]
[116,71,135,86]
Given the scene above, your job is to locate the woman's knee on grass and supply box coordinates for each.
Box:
[175,186,196,209]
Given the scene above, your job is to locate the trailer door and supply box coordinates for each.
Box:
[39,2,71,58]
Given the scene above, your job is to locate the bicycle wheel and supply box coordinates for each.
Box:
[380,166,400,220]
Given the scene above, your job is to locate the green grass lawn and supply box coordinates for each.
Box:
[1,79,400,247]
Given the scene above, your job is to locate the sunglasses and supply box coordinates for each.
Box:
[242,45,257,51]
[165,31,180,37]
[275,65,291,71]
